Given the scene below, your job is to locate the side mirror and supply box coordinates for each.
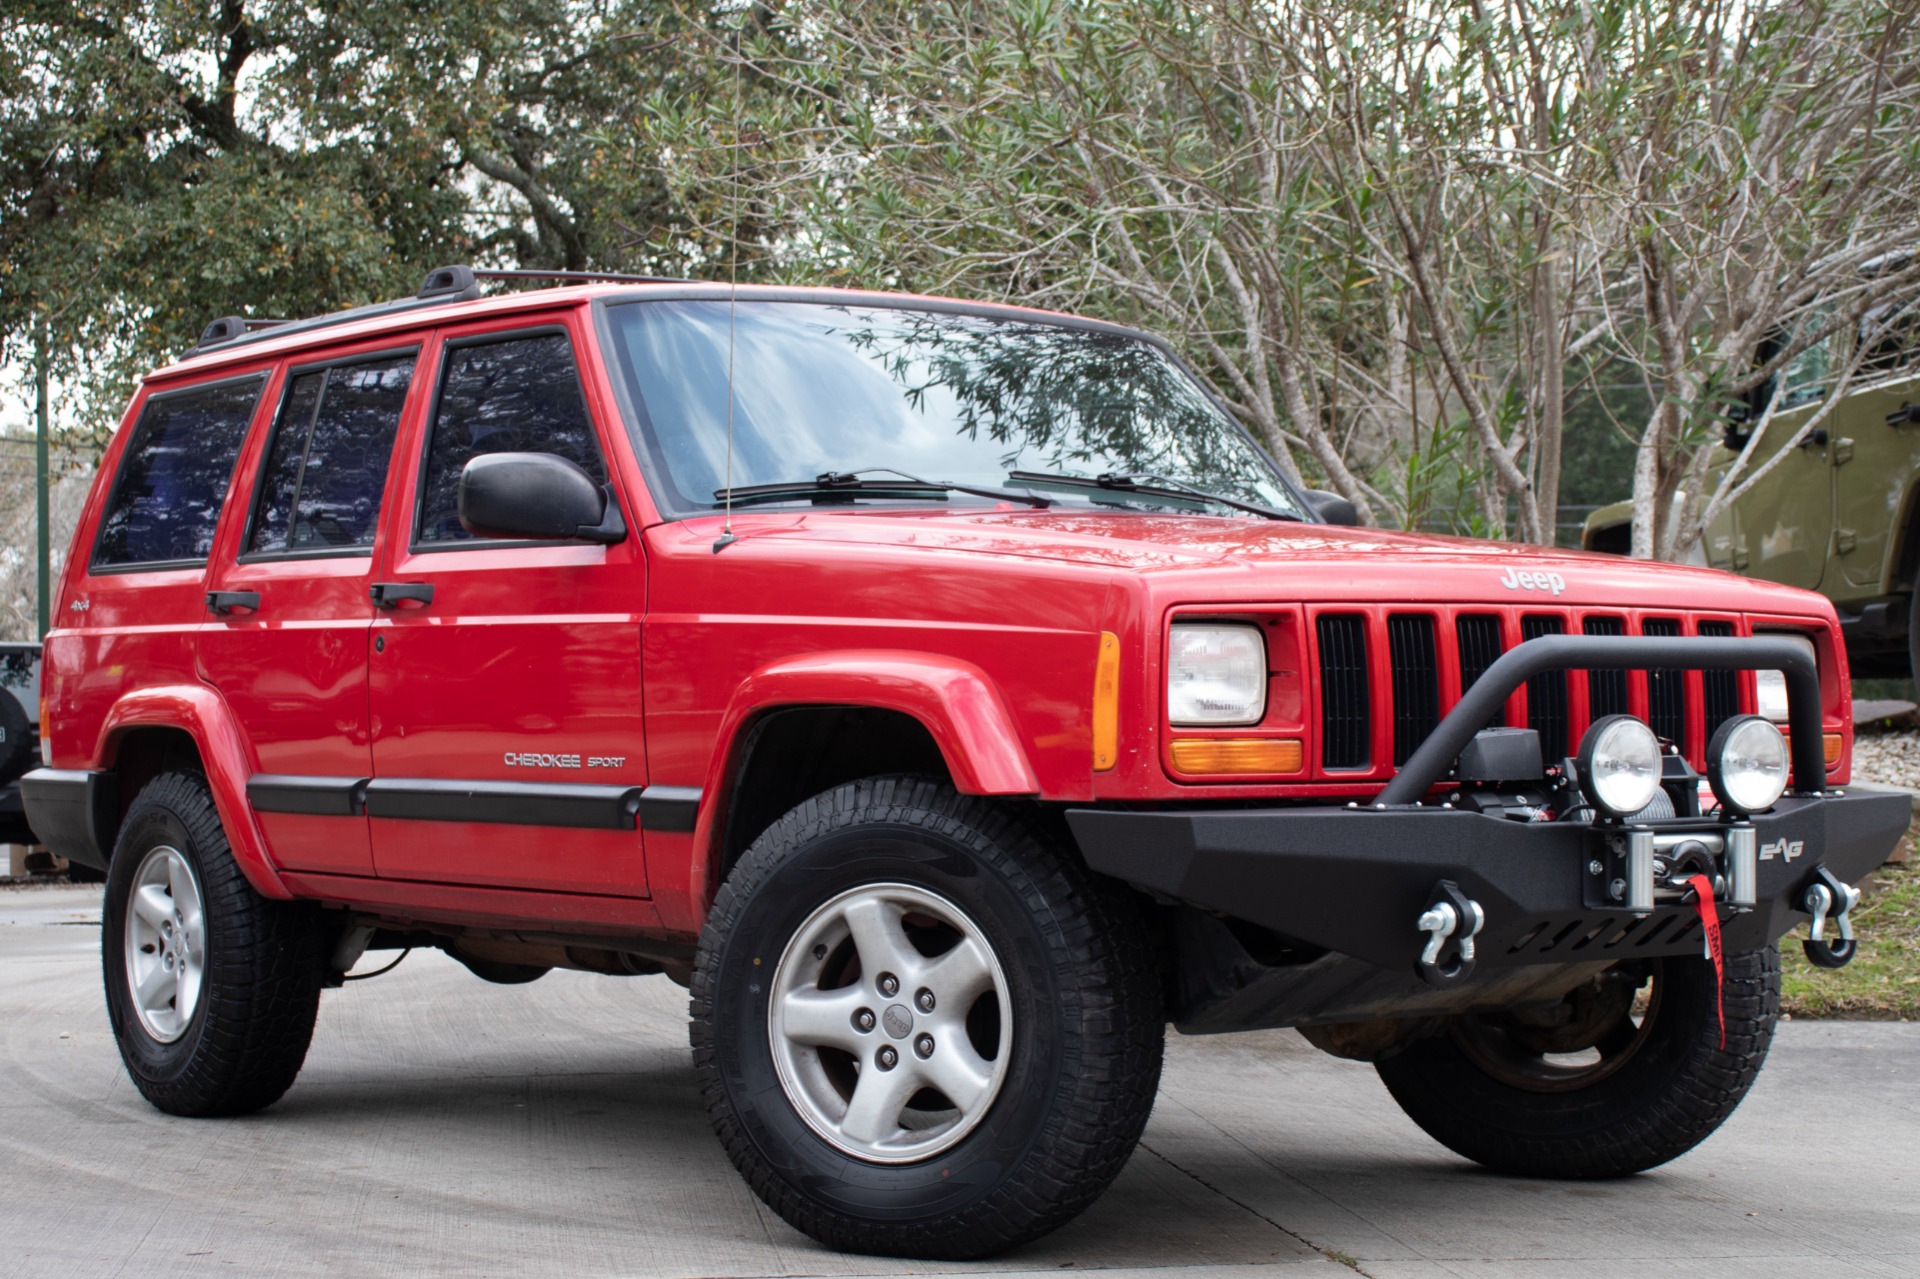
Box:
[1303,489,1360,527]
[458,452,626,544]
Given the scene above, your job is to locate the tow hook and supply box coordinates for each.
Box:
[1415,879,1485,988]
[1800,866,1861,970]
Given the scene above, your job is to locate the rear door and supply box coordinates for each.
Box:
[198,346,420,876]
[365,316,650,895]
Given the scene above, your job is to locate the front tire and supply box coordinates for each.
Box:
[1375,948,1779,1178]
[103,771,325,1117]
[692,777,1164,1259]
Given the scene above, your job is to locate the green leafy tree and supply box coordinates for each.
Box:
[0,0,745,438]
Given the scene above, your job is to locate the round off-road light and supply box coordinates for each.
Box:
[1708,714,1790,815]
[1577,715,1664,819]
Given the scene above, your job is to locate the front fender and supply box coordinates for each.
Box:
[703,649,1040,800]
[674,650,1039,932]
[96,685,291,900]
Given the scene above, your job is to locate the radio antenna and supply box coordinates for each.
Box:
[712,16,744,555]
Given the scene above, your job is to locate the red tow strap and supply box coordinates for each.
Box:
[1686,873,1726,1049]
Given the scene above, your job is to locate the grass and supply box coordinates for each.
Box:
[1780,821,1920,1020]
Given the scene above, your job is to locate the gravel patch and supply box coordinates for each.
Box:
[1852,729,1920,790]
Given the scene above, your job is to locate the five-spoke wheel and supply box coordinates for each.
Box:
[122,845,207,1043]
[103,770,325,1116]
[769,883,1011,1162]
[692,777,1164,1259]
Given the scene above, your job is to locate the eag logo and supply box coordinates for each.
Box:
[1498,567,1568,596]
[1760,838,1805,862]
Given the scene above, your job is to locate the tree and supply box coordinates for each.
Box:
[644,0,1920,552]
[0,0,738,439]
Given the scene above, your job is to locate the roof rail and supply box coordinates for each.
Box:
[191,263,695,357]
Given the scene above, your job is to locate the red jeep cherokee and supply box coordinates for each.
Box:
[21,267,1906,1258]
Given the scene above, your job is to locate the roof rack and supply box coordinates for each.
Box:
[191,263,697,355]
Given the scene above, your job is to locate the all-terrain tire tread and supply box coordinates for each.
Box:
[1376,946,1779,1178]
[107,770,323,1117]
[690,776,1164,1259]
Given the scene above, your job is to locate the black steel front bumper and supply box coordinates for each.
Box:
[1067,790,1908,974]
[1071,633,1907,981]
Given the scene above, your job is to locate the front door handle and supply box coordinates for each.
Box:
[206,590,261,616]
[370,582,435,609]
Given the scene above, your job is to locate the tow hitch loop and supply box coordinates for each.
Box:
[1415,879,1485,988]
[1801,866,1861,970]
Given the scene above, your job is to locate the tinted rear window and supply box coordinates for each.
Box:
[249,354,414,554]
[93,375,267,569]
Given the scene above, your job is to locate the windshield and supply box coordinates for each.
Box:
[602,299,1302,518]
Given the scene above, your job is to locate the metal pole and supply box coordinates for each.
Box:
[34,317,50,640]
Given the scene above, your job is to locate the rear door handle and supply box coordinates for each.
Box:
[370,582,435,609]
[206,590,261,616]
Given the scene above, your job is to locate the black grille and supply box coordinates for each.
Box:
[1318,614,1371,769]
[1583,616,1629,719]
[1457,615,1504,695]
[1698,620,1739,741]
[1522,615,1569,761]
[1388,615,1440,766]
[1642,618,1686,746]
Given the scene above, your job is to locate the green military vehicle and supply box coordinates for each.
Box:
[1583,306,1920,683]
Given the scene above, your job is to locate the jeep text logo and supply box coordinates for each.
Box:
[1760,838,1805,862]
[1498,567,1567,596]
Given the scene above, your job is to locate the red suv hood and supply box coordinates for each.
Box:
[723,508,1829,614]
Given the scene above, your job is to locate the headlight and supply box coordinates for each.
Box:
[1168,623,1267,725]
[1576,715,1664,819]
[1754,632,1817,723]
[1708,714,1789,815]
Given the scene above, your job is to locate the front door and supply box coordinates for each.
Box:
[366,320,650,896]
[199,346,420,876]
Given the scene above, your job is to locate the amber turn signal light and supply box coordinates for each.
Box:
[1824,733,1843,766]
[1092,632,1121,771]
[1169,738,1304,775]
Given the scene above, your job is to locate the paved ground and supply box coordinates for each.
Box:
[5,885,1918,1279]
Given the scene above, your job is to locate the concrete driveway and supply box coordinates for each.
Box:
[4,884,1916,1279]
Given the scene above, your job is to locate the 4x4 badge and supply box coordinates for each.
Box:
[1760,838,1805,862]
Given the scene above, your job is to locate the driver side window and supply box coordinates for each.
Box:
[415,331,608,544]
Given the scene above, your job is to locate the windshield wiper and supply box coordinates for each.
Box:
[1007,470,1300,521]
[715,469,1052,509]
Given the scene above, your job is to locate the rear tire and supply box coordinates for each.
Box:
[102,771,325,1117]
[692,777,1164,1259]
[1375,948,1779,1178]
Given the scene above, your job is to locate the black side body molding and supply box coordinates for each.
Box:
[249,775,369,817]
[245,775,703,833]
